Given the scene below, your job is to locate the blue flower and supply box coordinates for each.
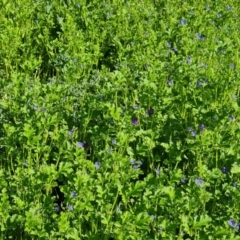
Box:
[68,205,74,211]
[55,206,60,212]
[229,116,234,121]
[222,167,227,174]
[78,142,84,148]
[155,169,160,175]
[94,162,101,169]
[130,159,136,165]
[166,42,171,47]
[228,219,236,228]
[34,106,38,110]
[132,118,138,125]
[167,79,173,86]
[195,178,204,187]
[181,178,188,183]
[217,13,222,18]
[197,81,202,87]
[112,139,117,145]
[226,5,232,11]
[191,131,196,137]
[186,56,191,64]
[147,107,154,116]
[68,130,73,136]
[150,214,155,220]
[179,19,187,25]
[188,127,193,131]
[71,191,77,198]
[133,104,139,109]
[199,124,205,131]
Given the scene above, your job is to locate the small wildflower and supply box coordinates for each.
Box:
[191,131,197,137]
[199,124,205,131]
[236,224,240,231]
[197,81,202,87]
[150,215,155,220]
[34,106,38,110]
[94,162,100,169]
[167,78,173,86]
[179,19,187,25]
[226,5,232,11]
[217,13,222,18]
[187,127,193,131]
[186,56,191,64]
[68,205,74,211]
[107,148,112,153]
[147,107,154,116]
[71,191,77,198]
[133,104,139,109]
[55,205,60,212]
[205,6,210,11]
[78,142,84,148]
[222,167,227,174]
[130,159,136,165]
[166,42,171,47]
[195,178,204,187]
[132,118,138,125]
[172,47,178,53]
[229,116,234,121]
[228,219,236,228]
[112,139,117,145]
[181,178,188,183]
[23,161,28,166]
[155,169,160,175]
[68,130,73,136]
[133,165,140,170]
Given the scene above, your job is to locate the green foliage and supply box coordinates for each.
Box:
[0,0,240,239]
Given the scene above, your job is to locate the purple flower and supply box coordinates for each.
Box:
[130,159,136,165]
[187,127,193,131]
[166,42,171,47]
[94,162,100,169]
[195,178,204,187]
[228,219,236,228]
[133,165,140,170]
[196,33,205,41]
[55,206,60,212]
[226,5,232,11]
[197,81,202,87]
[186,56,191,64]
[147,107,154,116]
[132,118,138,125]
[68,130,73,136]
[236,224,240,231]
[112,139,117,145]
[78,142,84,148]
[222,167,227,174]
[181,178,188,183]
[172,47,178,53]
[71,191,77,198]
[68,205,74,211]
[155,169,160,175]
[199,124,205,131]
[150,215,155,220]
[133,104,139,109]
[179,19,187,25]
[167,79,173,86]
[191,131,197,137]
[205,6,210,11]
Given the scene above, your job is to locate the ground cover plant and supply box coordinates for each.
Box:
[0,0,240,239]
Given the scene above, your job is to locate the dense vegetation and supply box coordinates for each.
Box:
[1,0,240,239]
